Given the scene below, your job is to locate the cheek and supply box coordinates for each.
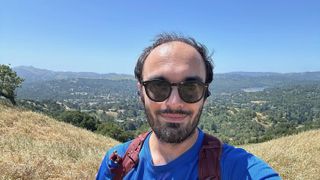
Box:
[143,94,159,110]
[190,102,204,116]
[145,100,161,112]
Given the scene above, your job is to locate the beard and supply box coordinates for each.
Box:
[144,105,204,144]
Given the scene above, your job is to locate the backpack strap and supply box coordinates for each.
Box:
[109,131,222,180]
[109,131,150,180]
[198,133,222,180]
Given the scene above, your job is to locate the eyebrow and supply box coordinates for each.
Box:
[146,76,204,82]
[146,76,166,81]
[184,76,204,82]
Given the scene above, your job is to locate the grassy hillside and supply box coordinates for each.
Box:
[1,103,319,179]
[243,129,320,180]
[0,103,118,179]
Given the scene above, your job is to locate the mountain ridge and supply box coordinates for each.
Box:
[13,66,135,82]
[14,66,320,82]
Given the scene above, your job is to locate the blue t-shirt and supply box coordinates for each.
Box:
[96,129,280,180]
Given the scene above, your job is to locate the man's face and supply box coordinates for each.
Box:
[139,41,207,143]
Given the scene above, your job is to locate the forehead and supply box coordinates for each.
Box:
[142,41,206,82]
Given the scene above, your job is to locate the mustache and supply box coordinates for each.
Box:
[157,109,192,116]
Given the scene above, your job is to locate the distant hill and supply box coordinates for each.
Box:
[1,103,319,179]
[0,103,118,179]
[213,71,320,93]
[17,78,137,101]
[14,66,320,92]
[225,71,320,80]
[13,66,135,82]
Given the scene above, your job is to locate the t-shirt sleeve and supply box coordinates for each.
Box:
[220,144,281,180]
[96,141,131,180]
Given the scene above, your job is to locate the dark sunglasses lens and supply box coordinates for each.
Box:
[145,80,171,102]
[179,82,205,103]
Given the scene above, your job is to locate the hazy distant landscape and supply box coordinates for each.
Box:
[10,66,320,145]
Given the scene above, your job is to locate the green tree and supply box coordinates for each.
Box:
[97,122,134,142]
[58,111,98,131]
[0,64,24,105]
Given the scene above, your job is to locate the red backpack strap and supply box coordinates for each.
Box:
[198,133,222,180]
[109,131,150,180]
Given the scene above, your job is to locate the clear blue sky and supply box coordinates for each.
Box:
[1,0,319,74]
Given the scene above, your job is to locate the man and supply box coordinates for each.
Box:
[96,33,280,179]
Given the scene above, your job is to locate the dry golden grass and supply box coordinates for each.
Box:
[242,130,320,180]
[0,103,118,179]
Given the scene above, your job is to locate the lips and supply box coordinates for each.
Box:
[160,113,188,122]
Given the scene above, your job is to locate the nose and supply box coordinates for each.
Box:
[165,86,184,108]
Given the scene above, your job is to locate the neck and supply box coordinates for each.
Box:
[149,128,199,166]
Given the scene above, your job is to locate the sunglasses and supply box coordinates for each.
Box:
[141,79,209,103]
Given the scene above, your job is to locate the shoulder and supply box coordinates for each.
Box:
[107,140,132,157]
[221,144,252,162]
[96,131,151,180]
[220,144,280,180]
[96,140,132,180]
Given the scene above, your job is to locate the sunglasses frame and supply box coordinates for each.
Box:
[141,79,209,103]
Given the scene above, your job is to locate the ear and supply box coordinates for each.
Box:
[203,90,210,105]
[205,90,211,98]
[137,82,142,95]
[137,82,145,103]
[203,89,211,103]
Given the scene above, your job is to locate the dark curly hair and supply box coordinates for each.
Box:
[134,33,214,84]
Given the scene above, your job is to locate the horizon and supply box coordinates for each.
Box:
[1,0,319,74]
[12,65,320,75]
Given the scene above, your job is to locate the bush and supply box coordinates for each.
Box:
[58,111,98,131]
[96,122,134,142]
